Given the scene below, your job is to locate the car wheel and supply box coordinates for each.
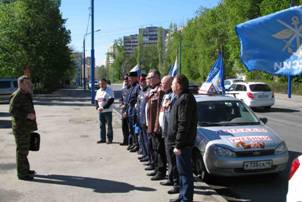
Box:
[264,106,271,110]
[192,149,211,183]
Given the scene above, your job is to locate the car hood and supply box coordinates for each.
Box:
[196,125,283,151]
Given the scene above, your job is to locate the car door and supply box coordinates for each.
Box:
[225,84,238,98]
[235,84,247,102]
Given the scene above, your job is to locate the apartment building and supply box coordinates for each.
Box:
[123,34,138,55]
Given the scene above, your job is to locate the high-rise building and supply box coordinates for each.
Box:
[123,34,138,55]
[123,26,168,56]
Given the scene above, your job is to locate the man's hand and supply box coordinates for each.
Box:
[27,113,36,120]
[98,107,104,112]
[173,148,181,156]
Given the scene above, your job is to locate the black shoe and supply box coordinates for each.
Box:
[120,142,128,146]
[167,187,179,194]
[146,171,156,176]
[144,166,154,171]
[160,180,173,186]
[140,157,149,162]
[106,140,112,144]
[97,140,106,144]
[18,175,34,181]
[28,170,36,175]
[169,198,181,202]
[130,147,139,152]
[143,162,151,166]
[127,145,135,151]
[151,174,165,181]
[138,155,145,160]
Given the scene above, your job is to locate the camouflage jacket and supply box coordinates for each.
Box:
[9,89,38,132]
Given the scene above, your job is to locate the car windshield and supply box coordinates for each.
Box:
[249,84,271,92]
[0,81,11,88]
[197,101,260,126]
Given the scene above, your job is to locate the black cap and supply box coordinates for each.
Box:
[129,71,138,77]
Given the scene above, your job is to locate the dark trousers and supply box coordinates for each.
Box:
[165,142,179,186]
[128,116,138,146]
[138,124,148,157]
[14,129,31,178]
[147,133,154,166]
[176,147,194,202]
[152,134,167,175]
[99,112,113,142]
[122,117,129,144]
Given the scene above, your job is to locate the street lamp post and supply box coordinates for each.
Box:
[83,38,86,91]
[90,0,95,104]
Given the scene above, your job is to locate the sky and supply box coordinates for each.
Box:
[60,0,221,66]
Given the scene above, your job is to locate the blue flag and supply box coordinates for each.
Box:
[168,57,178,77]
[206,52,225,93]
[236,6,302,76]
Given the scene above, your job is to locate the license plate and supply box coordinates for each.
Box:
[258,94,269,98]
[243,160,272,170]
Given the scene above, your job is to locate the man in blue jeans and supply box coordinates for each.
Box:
[169,75,197,202]
[95,79,115,144]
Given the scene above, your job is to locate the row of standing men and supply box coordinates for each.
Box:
[119,69,198,202]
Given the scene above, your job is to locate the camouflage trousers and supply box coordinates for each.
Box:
[13,129,31,178]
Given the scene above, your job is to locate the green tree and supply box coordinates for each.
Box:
[0,0,73,91]
[97,65,108,80]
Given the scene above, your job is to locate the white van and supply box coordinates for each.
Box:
[0,78,17,103]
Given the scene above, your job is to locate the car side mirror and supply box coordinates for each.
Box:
[260,117,268,124]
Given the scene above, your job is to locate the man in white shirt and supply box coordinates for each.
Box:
[95,79,115,144]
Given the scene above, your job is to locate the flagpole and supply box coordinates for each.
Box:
[220,45,225,95]
[179,38,182,74]
[287,0,294,98]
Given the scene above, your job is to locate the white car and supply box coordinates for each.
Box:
[226,82,274,109]
[287,155,302,202]
[224,78,244,90]
[192,94,288,182]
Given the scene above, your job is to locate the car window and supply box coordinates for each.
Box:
[13,81,17,88]
[197,101,259,126]
[235,84,246,91]
[249,84,271,92]
[0,81,11,88]
[229,84,236,91]
[224,81,231,85]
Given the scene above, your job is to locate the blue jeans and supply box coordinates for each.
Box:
[176,147,193,202]
[99,112,113,142]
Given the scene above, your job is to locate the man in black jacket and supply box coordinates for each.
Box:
[169,75,197,202]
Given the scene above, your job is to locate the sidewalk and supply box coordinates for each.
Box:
[275,93,302,102]
[0,88,226,202]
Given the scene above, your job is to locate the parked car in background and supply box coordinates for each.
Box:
[287,155,302,202]
[192,94,288,182]
[188,81,199,94]
[225,82,275,109]
[224,78,244,90]
[88,80,99,90]
[0,78,17,103]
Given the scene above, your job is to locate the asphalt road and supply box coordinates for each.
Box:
[2,85,300,202]
[0,88,225,202]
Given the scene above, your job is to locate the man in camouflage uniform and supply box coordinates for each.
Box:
[9,75,37,181]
